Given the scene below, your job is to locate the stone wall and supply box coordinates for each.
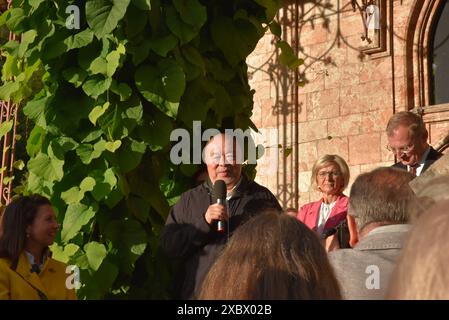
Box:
[248,0,449,209]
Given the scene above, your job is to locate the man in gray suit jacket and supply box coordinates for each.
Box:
[328,167,416,300]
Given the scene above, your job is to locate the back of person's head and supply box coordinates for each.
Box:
[349,167,415,232]
[0,195,51,268]
[386,111,427,138]
[198,211,341,300]
[388,199,449,299]
[409,174,449,222]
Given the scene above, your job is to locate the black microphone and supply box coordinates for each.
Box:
[213,180,227,232]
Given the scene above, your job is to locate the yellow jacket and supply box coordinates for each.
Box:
[0,252,77,300]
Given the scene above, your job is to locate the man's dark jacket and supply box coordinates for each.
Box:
[160,176,281,299]
[392,146,442,173]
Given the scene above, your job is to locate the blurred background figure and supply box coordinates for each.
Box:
[408,174,449,222]
[388,199,449,299]
[329,167,415,299]
[198,211,341,300]
[0,195,77,300]
[297,154,350,239]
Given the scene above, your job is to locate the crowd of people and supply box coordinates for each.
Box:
[162,111,447,300]
[0,111,447,300]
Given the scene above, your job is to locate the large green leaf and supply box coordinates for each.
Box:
[18,30,37,58]
[0,120,13,139]
[104,219,147,274]
[205,58,235,81]
[125,2,148,37]
[27,151,64,182]
[129,41,151,66]
[23,96,50,126]
[0,80,20,102]
[138,109,172,151]
[269,20,281,38]
[29,0,46,10]
[97,104,126,140]
[89,57,108,75]
[50,243,80,264]
[54,136,79,152]
[177,79,212,126]
[2,52,20,80]
[173,0,207,28]
[135,60,185,118]
[90,168,117,201]
[6,8,26,33]
[255,0,281,21]
[89,101,110,125]
[211,16,261,66]
[62,203,98,242]
[90,259,119,294]
[76,139,106,164]
[127,195,150,223]
[26,125,46,157]
[63,67,88,88]
[128,171,169,218]
[27,172,54,197]
[110,81,132,101]
[84,241,107,271]
[116,139,146,172]
[64,29,95,51]
[82,76,112,98]
[166,5,199,44]
[86,0,131,39]
[132,0,151,10]
[105,140,122,152]
[106,44,125,77]
[181,45,205,74]
[61,177,96,204]
[148,35,178,57]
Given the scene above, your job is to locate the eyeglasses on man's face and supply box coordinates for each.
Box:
[386,143,415,155]
[318,171,341,178]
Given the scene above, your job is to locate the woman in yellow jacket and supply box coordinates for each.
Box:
[0,195,77,300]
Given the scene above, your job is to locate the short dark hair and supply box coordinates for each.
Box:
[0,195,51,269]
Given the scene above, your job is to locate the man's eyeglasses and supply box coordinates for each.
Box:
[386,144,415,155]
[318,171,341,178]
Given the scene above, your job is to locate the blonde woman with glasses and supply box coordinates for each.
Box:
[297,155,350,241]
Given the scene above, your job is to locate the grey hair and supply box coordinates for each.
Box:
[348,167,415,232]
[386,111,427,139]
[408,174,449,222]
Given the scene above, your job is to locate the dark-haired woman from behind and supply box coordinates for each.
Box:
[0,195,77,300]
[198,211,341,299]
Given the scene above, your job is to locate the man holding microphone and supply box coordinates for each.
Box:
[161,132,281,299]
